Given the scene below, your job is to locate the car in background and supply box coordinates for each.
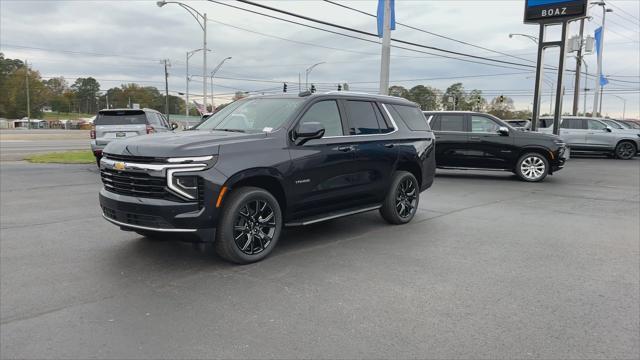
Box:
[90,108,176,166]
[424,111,568,182]
[503,119,531,131]
[618,120,640,130]
[538,116,640,160]
[600,119,640,135]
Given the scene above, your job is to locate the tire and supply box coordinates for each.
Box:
[515,152,549,182]
[380,171,420,225]
[215,187,283,264]
[614,141,636,160]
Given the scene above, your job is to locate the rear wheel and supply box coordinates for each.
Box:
[215,187,282,264]
[615,141,636,160]
[515,152,549,182]
[380,171,419,225]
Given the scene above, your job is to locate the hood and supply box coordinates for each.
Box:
[103,130,268,158]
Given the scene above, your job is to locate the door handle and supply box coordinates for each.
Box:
[384,143,395,148]
[337,145,354,152]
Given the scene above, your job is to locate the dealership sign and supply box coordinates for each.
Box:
[524,0,588,23]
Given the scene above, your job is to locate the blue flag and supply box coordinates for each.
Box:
[594,27,603,56]
[377,0,396,38]
[600,74,609,87]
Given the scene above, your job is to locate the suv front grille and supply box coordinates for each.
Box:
[101,168,167,199]
[103,153,165,164]
[102,206,173,228]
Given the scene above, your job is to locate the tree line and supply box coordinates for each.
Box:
[389,83,532,120]
[0,53,190,119]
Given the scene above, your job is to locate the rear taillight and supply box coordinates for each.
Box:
[90,125,96,139]
[146,125,155,134]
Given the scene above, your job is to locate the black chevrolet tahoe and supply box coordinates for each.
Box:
[424,111,568,182]
[99,92,436,264]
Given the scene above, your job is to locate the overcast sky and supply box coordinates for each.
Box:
[1,0,638,118]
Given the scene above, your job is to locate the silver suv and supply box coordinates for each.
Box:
[90,109,175,165]
[538,116,640,160]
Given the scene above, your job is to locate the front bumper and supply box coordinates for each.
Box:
[550,146,569,173]
[99,189,216,242]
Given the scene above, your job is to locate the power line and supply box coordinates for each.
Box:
[231,0,540,70]
[322,0,536,64]
[607,1,640,23]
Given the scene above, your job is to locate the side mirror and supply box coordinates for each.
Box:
[294,122,325,145]
[604,126,612,132]
[497,126,509,136]
[171,122,179,130]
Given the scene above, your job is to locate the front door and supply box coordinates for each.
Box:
[464,115,515,169]
[287,99,359,220]
[586,119,615,148]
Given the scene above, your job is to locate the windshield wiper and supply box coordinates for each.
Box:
[214,128,246,133]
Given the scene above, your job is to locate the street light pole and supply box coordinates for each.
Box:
[305,62,324,90]
[157,1,208,111]
[209,57,232,110]
[572,19,585,115]
[509,33,539,44]
[185,48,208,116]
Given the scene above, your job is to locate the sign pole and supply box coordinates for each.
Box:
[530,24,546,132]
[552,20,568,136]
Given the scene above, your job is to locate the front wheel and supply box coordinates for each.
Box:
[615,141,636,160]
[515,152,549,182]
[380,171,420,225]
[215,187,282,264]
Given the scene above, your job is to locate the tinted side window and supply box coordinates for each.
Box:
[391,105,430,131]
[588,119,606,130]
[299,100,343,137]
[428,115,441,131]
[471,116,499,133]
[539,118,553,128]
[345,101,380,135]
[561,119,583,129]
[439,115,465,132]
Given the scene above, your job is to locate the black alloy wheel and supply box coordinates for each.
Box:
[215,187,282,264]
[380,171,420,225]
[615,141,636,160]
[233,199,277,255]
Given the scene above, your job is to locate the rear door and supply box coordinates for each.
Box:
[559,118,588,148]
[430,113,468,167]
[94,110,148,146]
[341,99,398,206]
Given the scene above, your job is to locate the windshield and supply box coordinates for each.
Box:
[196,98,304,133]
[618,121,636,129]
[603,119,624,129]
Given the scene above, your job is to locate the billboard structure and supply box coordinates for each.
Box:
[525,0,589,23]
[525,0,589,134]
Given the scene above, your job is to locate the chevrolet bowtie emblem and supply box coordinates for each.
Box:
[114,162,126,171]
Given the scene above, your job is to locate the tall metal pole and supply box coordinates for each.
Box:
[530,25,546,131]
[209,57,231,110]
[298,73,301,92]
[163,59,170,121]
[552,21,568,136]
[572,18,584,115]
[378,0,391,95]
[582,61,589,116]
[203,13,208,113]
[185,51,190,116]
[25,60,31,129]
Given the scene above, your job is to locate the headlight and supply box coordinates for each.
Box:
[167,169,203,200]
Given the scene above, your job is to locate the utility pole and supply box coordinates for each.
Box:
[378,0,391,95]
[162,59,171,121]
[572,19,584,115]
[186,51,190,117]
[203,13,208,113]
[298,73,301,92]
[25,60,31,129]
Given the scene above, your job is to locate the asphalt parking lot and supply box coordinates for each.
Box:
[0,130,90,161]
[1,158,638,359]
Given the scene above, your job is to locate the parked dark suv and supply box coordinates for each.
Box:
[99,92,436,264]
[424,111,568,182]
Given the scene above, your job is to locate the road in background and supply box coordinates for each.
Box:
[0,129,90,161]
[1,159,638,358]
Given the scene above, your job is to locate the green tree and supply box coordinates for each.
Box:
[1,66,47,119]
[71,77,101,114]
[408,85,440,110]
[45,77,70,113]
[486,96,515,119]
[442,83,470,110]
[388,85,410,99]
[467,89,487,112]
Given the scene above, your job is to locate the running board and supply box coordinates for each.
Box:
[285,205,381,227]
